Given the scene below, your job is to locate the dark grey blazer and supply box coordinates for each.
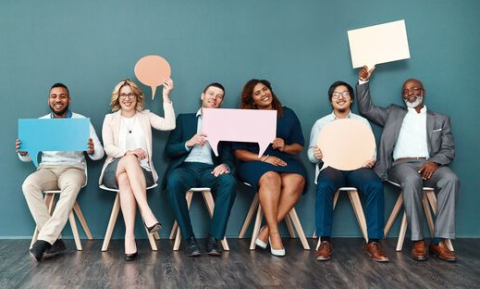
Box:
[356,82,455,180]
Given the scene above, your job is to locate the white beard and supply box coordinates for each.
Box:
[405,96,423,108]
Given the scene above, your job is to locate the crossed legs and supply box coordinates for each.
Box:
[256,172,305,250]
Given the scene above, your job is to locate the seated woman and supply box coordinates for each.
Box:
[99,78,175,260]
[233,79,306,256]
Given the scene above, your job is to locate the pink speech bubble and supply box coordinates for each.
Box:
[317,119,375,171]
[202,108,277,158]
[134,55,171,100]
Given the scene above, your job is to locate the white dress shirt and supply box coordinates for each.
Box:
[184,109,214,165]
[393,106,430,160]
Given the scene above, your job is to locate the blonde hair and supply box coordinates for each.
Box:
[110,79,145,112]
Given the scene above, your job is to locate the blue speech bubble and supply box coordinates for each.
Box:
[18,118,90,167]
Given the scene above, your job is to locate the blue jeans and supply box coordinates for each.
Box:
[315,167,384,239]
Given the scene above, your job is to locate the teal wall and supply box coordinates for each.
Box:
[1,0,479,239]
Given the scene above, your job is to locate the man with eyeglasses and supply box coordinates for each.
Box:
[16,83,104,262]
[163,83,236,257]
[308,81,389,262]
[356,66,459,262]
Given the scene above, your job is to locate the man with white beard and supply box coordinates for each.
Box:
[356,66,459,262]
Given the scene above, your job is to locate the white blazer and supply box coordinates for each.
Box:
[99,102,175,184]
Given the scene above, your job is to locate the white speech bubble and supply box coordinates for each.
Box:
[348,19,410,68]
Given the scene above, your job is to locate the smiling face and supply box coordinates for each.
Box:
[402,79,425,109]
[252,83,273,110]
[201,86,224,109]
[330,85,352,114]
[118,85,138,113]
[48,87,71,118]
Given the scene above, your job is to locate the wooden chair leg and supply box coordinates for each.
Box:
[202,190,229,251]
[154,232,160,240]
[73,202,93,240]
[249,205,263,250]
[384,193,404,236]
[288,209,310,250]
[333,190,340,209]
[347,190,368,243]
[69,211,82,251]
[102,194,121,252]
[396,212,408,251]
[239,194,259,238]
[285,214,296,238]
[145,224,158,251]
[169,221,178,240]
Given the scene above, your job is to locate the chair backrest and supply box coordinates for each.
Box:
[99,183,158,192]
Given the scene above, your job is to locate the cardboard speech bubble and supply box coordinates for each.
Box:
[202,108,277,158]
[18,118,90,167]
[316,119,375,171]
[347,19,410,68]
[134,55,171,100]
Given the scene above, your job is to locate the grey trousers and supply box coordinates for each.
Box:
[22,165,86,244]
[388,160,459,241]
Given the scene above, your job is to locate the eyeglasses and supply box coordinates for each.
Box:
[332,91,350,99]
[403,87,423,96]
[120,93,136,100]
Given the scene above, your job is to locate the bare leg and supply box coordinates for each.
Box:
[257,171,283,250]
[116,155,157,227]
[117,172,137,254]
[258,174,304,245]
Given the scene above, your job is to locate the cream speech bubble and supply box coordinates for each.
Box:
[134,55,171,100]
[316,119,375,171]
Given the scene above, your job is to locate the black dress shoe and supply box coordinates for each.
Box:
[125,252,138,261]
[184,237,201,257]
[205,236,222,256]
[125,240,138,261]
[30,240,51,262]
[144,222,162,233]
[44,239,67,258]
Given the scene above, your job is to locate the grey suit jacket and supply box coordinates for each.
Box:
[356,82,455,180]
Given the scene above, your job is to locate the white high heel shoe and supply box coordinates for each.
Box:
[269,237,285,257]
[255,226,268,249]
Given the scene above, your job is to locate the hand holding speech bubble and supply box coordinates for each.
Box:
[316,119,375,171]
[134,55,171,100]
[18,118,90,167]
[202,108,277,158]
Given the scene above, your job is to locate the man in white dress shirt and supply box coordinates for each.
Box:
[16,83,104,261]
[356,66,459,262]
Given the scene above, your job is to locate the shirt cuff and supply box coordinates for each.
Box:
[185,142,192,151]
[358,79,369,85]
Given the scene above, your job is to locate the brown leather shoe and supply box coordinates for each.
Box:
[315,241,332,261]
[429,241,457,262]
[366,242,389,262]
[411,240,428,261]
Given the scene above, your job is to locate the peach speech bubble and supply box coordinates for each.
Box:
[202,108,277,158]
[317,119,375,171]
[134,55,171,100]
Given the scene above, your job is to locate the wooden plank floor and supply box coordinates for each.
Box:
[0,238,479,288]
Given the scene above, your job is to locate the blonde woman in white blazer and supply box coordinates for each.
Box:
[100,78,175,260]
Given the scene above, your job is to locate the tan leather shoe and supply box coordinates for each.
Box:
[315,241,332,261]
[411,240,428,261]
[429,241,457,262]
[366,242,389,262]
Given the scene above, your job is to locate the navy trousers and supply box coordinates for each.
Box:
[166,162,237,240]
[315,167,384,239]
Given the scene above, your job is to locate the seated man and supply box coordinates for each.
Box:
[163,83,236,257]
[308,81,388,262]
[357,66,459,262]
[16,83,104,261]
